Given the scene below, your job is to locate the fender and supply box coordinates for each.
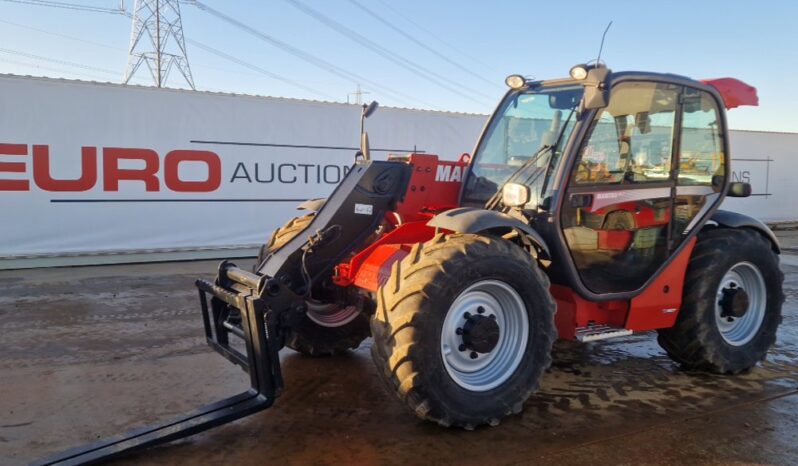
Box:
[428,207,550,258]
[707,209,780,253]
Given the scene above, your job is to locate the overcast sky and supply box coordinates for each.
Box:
[0,0,796,132]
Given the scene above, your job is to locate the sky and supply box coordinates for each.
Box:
[0,0,796,132]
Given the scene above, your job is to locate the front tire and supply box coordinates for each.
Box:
[657,228,784,373]
[371,234,556,428]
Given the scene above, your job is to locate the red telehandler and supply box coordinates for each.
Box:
[40,64,782,465]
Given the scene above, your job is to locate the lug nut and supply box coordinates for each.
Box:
[464,312,471,319]
[489,314,496,320]
[477,306,485,314]
[458,344,466,352]
[470,352,478,359]
[456,327,463,335]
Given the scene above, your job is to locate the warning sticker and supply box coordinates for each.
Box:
[354,203,373,215]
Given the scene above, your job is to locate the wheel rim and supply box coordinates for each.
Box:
[305,301,359,328]
[715,262,767,346]
[440,280,529,391]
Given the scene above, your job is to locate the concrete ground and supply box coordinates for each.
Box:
[773,222,798,252]
[2,254,797,465]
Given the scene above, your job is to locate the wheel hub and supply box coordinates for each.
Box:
[461,313,500,353]
[714,262,767,346]
[719,285,750,319]
[440,280,529,392]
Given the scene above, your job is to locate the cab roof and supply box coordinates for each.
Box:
[533,70,758,110]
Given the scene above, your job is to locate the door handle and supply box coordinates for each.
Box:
[570,193,593,208]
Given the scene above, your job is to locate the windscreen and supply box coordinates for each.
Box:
[463,86,583,206]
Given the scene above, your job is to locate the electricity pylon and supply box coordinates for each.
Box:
[124,0,195,89]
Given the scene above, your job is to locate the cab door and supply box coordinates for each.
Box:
[560,81,679,294]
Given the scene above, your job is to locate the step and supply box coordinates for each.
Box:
[575,324,633,342]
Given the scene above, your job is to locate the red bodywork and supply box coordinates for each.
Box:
[701,78,759,109]
[333,153,466,290]
[331,153,696,339]
[551,237,696,339]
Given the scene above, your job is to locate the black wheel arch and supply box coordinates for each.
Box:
[428,207,550,259]
[705,209,780,253]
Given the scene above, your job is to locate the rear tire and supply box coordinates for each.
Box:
[254,213,315,271]
[257,213,371,357]
[371,233,556,428]
[657,228,784,373]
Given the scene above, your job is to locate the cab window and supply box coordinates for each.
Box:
[672,88,726,237]
[679,88,725,187]
[572,82,679,185]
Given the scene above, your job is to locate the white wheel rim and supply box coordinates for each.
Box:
[715,262,767,346]
[440,280,529,392]
[305,301,359,328]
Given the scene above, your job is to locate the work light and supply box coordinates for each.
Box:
[569,64,589,80]
[504,74,526,90]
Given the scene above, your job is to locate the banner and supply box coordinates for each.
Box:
[0,75,795,259]
[0,75,485,257]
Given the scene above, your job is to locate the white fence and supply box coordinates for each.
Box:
[0,75,794,267]
[721,130,796,221]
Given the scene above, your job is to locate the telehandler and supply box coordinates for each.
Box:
[41,64,782,465]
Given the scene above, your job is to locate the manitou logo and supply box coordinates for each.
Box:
[434,164,463,183]
[0,143,221,192]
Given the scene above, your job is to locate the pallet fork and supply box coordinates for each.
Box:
[36,263,290,465]
[35,159,410,465]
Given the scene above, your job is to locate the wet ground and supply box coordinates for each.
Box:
[1,257,797,466]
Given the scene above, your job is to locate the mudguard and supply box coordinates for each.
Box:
[428,207,550,258]
[708,209,780,253]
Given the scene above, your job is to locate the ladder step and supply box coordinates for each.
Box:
[575,325,633,342]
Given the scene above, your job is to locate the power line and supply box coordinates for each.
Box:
[0,18,271,80]
[0,47,121,75]
[2,0,452,107]
[0,0,125,14]
[0,57,130,82]
[187,0,435,109]
[0,49,151,85]
[347,0,498,89]
[373,0,494,71]
[0,18,122,51]
[0,14,338,95]
[284,0,493,105]
[187,39,337,101]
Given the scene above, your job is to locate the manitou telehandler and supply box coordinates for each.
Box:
[41,64,783,465]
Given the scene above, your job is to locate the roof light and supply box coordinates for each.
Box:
[505,74,526,90]
[569,64,589,80]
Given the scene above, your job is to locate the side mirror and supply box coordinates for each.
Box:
[583,66,611,110]
[727,181,752,198]
[502,183,530,208]
[363,100,379,118]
